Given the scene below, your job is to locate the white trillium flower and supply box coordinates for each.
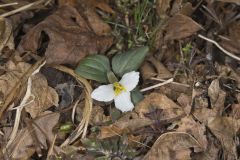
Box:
[91,71,140,112]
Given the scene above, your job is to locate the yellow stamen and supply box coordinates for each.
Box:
[113,82,126,96]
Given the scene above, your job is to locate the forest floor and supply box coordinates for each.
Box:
[0,0,240,159]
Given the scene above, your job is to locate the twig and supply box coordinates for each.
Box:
[0,0,46,18]
[197,34,240,61]
[47,134,57,160]
[0,2,18,8]
[6,61,46,149]
[150,77,190,88]
[140,78,173,92]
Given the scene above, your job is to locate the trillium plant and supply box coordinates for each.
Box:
[75,46,149,112]
[91,71,139,112]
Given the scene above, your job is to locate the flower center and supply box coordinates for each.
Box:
[113,82,126,96]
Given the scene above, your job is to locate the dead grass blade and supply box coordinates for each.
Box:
[5,60,46,149]
[52,65,92,146]
[0,0,47,18]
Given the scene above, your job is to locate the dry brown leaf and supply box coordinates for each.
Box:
[208,79,226,115]
[135,93,185,120]
[164,14,203,41]
[0,60,31,104]
[0,18,14,53]
[220,21,240,54]
[177,93,192,115]
[140,61,157,80]
[78,0,114,36]
[156,0,171,19]
[192,108,216,124]
[143,132,202,160]
[148,56,172,79]
[8,112,60,159]
[99,112,152,139]
[18,5,113,65]
[207,117,240,159]
[25,73,59,118]
[177,116,208,151]
[216,0,240,4]
[89,105,110,125]
[208,79,221,104]
[231,103,240,119]
[192,137,221,160]
[60,0,114,35]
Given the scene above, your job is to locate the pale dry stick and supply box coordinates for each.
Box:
[71,99,80,123]
[5,61,46,149]
[150,77,190,88]
[0,0,46,18]
[140,78,173,92]
[0,2,18,8]
[47,134,57,160]
[197,34,240,61]
[52,65,92,147]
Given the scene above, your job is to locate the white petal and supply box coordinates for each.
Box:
[119,71,139,91]
[91,84,114,102]
[114,92,134,112]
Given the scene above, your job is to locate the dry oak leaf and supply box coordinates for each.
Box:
[135,93,185,120]
[176,116,208,151]
[8,112,60,159]
[143,132,202,160]
[164,14,203,41]
[25,73,59,118]
[207,117,240,160]
[18,5,113,65]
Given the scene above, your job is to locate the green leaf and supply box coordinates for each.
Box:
[75,55,111,83]
[112,46,149,77]
[131,89,144,105]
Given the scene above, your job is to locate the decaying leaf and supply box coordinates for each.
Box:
[192,136,221,160]
[90,106,110,125]
[177,116,207,151]
[25,73,59,118]
[8,112,60,159]
[0,60,31,103]
[18,5,113,65]
[207,117,240,159]
[164,14,203,41]
[192,108,216,124]
[135,93,185,120]
[216,0,240,4]
[208,79,221,104]
[99,113,152,139]
[143,132,202,160]
[78,0,114,36]
[148,56,172,79]
[140,61,157,80]
[208,79,226,115]
[0,18,14,53]
[220,21,240,54]
[156,0,171,19]
[177,93,192,115]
